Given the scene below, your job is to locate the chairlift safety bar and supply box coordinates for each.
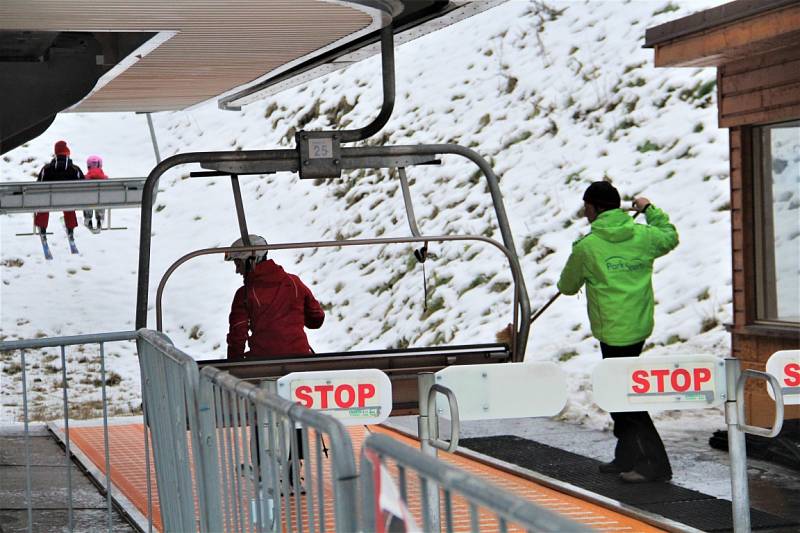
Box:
[0,179,147,214]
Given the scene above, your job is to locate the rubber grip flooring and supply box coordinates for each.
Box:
[460,435,798,532]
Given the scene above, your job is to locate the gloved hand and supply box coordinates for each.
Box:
[632,197,651,213]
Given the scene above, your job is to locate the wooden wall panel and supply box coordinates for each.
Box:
[719,46,800,127]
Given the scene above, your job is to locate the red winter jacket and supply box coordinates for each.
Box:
[227,259,325,360]
[85,167,108,180]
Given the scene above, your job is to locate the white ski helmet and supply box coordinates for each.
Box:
[224,234,268,262]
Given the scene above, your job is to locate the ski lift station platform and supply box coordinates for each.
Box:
[1,0,799,532]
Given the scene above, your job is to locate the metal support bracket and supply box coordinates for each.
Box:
[296,131,342,180]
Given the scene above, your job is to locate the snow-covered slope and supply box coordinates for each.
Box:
[1,0,733,424]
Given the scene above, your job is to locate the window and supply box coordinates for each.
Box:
[754,120,800,324]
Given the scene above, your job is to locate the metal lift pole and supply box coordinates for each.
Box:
[146,113,162,164]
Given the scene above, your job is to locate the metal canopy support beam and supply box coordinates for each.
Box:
[336,25,395,143]
[0,178,147,214]
[136,144,531,359]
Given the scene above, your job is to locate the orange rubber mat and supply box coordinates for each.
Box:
[69,423,663,532]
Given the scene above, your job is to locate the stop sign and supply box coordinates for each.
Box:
[277,368,392,425]
[766,350,800,405]
[592,355,726,412]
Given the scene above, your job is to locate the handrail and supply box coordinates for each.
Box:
[427,383,459,452]
[736,369,784,437]
[0,331,136,351]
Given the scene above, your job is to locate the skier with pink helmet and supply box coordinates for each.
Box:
[83,154,108,232]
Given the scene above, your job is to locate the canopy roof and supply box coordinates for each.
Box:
[0,1,503,153]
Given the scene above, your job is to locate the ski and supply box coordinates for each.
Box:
[68,234,79,254]
[39,234,53,260]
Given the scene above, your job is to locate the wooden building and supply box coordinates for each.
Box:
[646,0,800,428]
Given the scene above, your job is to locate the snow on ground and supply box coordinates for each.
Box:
[1,0,734,427]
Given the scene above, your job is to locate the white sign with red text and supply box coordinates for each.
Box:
[277,369,392,425]
[766,350,800,405]
[434,362,568,420]
[592,355,726,412]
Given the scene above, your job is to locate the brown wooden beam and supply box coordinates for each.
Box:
[653,6,800,67]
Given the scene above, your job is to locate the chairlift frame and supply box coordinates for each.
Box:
[135,26,532,411]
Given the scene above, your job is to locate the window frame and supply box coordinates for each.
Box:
[751,119,800,327]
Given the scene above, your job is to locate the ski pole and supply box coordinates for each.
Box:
[529,208,643,325]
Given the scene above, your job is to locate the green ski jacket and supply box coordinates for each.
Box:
[557,206,679,346]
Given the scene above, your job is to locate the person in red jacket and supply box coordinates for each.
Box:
[34,140,84,236]
[83,155,108,231]
[225,235,325,360]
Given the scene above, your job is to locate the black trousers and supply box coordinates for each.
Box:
[601,341,672,479]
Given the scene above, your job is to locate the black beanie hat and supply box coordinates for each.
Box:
[583,181,621,210]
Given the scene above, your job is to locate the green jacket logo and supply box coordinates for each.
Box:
[605,256,645,273]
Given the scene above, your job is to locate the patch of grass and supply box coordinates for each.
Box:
[523,236,539,255]
[5,362,22,375]
[700,316,719,333]
[94,372,123,387]
[502,130,532,150]
[535,246,556,261]
[715,201,730,211]
[421,296,445,320]
[565,167,585,184]
[1,258,24,268]
[697,287,711,301]
[489,281,510,293]
[664,334,683,345]
[636,140,662,153]
[693,122,704,133]
[653,2,680,16]
[623,62,646,74]
[263,101,278,118]
[558,350,579,362]
[459,273,492,296]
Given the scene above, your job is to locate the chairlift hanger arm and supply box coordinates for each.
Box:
[338,25,395,143]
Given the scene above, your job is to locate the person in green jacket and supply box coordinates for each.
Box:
[558,181,678,483]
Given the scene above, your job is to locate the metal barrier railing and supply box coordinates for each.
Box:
[0,331,137,533]
[360,432,589,532]
[136,329,222,532]
[198,367,360,533]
